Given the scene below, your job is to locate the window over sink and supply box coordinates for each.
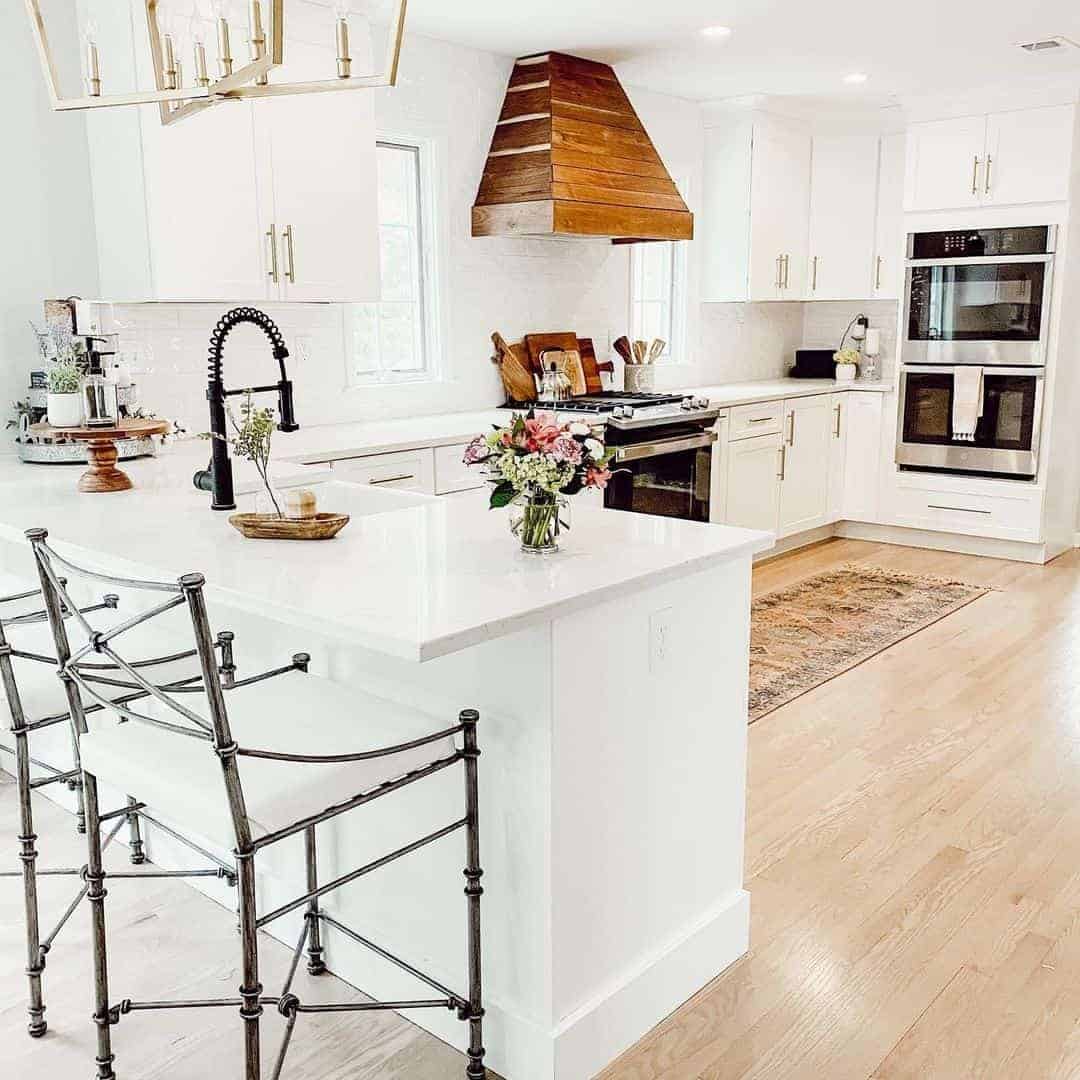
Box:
[347,139,440,386]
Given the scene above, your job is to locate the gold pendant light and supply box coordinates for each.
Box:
[25,0,407,127]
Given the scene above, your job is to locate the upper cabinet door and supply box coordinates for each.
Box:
[256,33,380,303]
[805,135,879,301]
[748,122,811,300]
[872,133,906,300]
[904,116,986,212]
[984,105,1075,206]
[139,100,268,301]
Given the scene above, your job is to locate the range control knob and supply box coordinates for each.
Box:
[623,406,636,419]
[694,397,710,409]
[680,397,694,409]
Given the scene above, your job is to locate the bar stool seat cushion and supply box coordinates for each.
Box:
[78,669,457,850]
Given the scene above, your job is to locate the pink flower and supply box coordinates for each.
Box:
[524,414,562,451]
[462,438,490,465]
[550,434,583,465]
[585,466,612,490]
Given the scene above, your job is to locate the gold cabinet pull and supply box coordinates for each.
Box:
[984,155,993,196]
[811,255,818,291]
[782,253,790,289]
[266,223,279,283]
[971,155,981,196]
[875,255,883,291]
[777,444,786,481]
[833,402,842,438]
[787,409,795,446]
[282,224,296,284]
[775,254,783,289]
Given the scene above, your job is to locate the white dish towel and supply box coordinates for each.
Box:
[952,366,984,442]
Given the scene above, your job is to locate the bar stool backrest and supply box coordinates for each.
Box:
[26,528,255,851]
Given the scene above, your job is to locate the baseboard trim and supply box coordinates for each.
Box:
[836,521,1048,563]
[553,888,751,1079]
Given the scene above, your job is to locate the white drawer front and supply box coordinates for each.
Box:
[730,400,784,440]
[329,448,435,493]
[434,442,486,495]
[889,486,1043,542]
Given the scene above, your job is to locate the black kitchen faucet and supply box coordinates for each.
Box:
[193,307,299,510]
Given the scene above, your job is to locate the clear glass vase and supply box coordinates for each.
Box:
[511,494,567,555]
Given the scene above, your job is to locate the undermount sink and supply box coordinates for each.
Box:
[236,479,436,517]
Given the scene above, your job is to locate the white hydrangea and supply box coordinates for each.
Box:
[498,450,575,495]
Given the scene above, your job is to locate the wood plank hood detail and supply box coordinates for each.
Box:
[472,52,694,243]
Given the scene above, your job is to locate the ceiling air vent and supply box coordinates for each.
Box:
[1016,36,1079,54]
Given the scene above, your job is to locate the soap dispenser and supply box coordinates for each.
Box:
[81,350,119,428]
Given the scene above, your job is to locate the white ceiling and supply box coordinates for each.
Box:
[405,0,1080,104]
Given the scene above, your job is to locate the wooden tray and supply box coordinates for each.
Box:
[228,512,350,540]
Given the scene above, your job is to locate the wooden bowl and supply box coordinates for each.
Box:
[228,512,350,540]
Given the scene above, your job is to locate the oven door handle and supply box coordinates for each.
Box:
[613,430,718,463]
[901,364,1044,378]
[906,254,1054,267]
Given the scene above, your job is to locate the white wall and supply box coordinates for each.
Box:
[0,0,100,417]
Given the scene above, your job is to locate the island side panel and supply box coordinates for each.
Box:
[550,557,752,1079]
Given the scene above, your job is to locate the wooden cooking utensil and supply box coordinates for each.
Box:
[491,332,537,402]
[575,337,603,394]
[648,338,667,364]
[525,332,580,376]
[632,339,648,365]
[613,336,633,365]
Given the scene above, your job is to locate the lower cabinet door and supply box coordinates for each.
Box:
[826,393,847,520]
[778,395,832,536]
[725,432,783,532]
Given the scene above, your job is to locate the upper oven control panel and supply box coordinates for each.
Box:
[908,226,1054,260]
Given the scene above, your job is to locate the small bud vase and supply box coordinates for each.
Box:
[511,494,567,555]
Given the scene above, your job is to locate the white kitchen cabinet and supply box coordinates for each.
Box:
[329,448,435,493]
[984,106,1075,206]
[702,113,811,301]
[778,395,831,535]
[827,392,847,520]
[905,106,1075,212]
[904,115,986,212]
[872,133,906,300]
[841,392,885,522]
[725,432,783,532]
[805,136,879,301]
[253,39,380,302]
[87,0,378,302]
[434,443,486,495]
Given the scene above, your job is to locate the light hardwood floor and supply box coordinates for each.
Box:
[4,538,1080,1078]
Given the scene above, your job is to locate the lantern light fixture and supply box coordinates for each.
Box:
[25,0,408,127]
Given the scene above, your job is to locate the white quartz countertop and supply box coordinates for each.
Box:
[0,453,772,662]
[240,379,892,467]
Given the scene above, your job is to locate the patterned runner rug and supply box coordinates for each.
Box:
[749,565,988,722]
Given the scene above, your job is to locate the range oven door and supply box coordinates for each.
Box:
[903,256,1053,366]
[896,366,1043,478]
[604,429,716,521]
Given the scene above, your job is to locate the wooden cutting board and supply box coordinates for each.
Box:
[524,333,580,376]
[492,332,537,402]
[576,337,604,394]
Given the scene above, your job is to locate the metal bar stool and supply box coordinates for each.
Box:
[28,528,487,1080]
[0,574,255,1039]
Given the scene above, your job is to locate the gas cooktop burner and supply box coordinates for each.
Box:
[501,392,685,414]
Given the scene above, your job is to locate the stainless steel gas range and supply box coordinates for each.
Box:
[502,392,720,521]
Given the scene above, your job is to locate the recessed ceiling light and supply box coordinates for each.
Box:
[701,26,733,39]
[843,72,869,84]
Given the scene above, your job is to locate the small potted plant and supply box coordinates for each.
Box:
[833,347,860,383]
[46,359,84,427]
[462,411,615,554]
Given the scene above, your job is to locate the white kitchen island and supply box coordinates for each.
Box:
[0,450,771,1079]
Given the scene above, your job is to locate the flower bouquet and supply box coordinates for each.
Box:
[463,411,615,554]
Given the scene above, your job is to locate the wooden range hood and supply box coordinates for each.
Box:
[472,52,693,243]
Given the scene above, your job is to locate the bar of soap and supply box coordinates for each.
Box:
[284,488,318,520]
